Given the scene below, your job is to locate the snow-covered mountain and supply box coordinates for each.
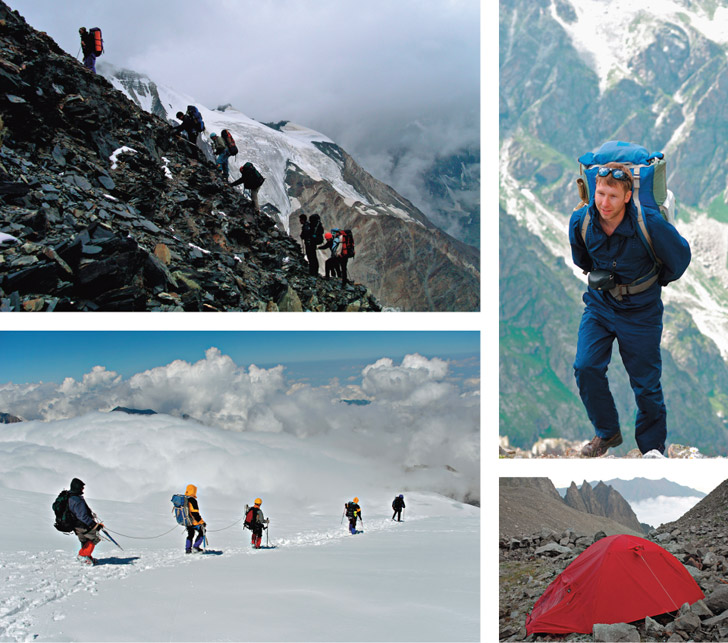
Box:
[499,0,728,451]
[101,63,480,312]
[0,412,479,641]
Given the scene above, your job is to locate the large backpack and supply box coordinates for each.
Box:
[221,129,238,156]
[171,494,193,527]
[575,141,679,299]
[576,140,676,265]
[243,504,255,530]
[52,490,75,532]
[340,229,355,258]
[309,214,324,245]
[241,162,265,190]
[89,27,104,57]
[186,105,205,134]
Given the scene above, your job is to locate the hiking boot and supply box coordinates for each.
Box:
[581,432,623,457]
[193,547,203,553]
[185,549,192,554]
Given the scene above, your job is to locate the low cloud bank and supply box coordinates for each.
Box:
[0,350,479,503]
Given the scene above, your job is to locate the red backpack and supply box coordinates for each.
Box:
[89,28,104,56]
[221,129,238,156]
[340,229,355,258]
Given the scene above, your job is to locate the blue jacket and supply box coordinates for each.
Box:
[569,201,691,310]
[68,493,95,529]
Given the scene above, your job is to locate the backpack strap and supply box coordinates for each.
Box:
[631,167,660,265]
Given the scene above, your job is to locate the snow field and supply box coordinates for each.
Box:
[0,412,479,641]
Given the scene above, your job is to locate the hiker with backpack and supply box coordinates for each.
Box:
[173,106,204,145]
[78,27,102,73]
[182,484,206,553]
[337,229,355,285]
[63,478,104,564]
[244,498,269,549]
[318,231,341,279]
[230,163,264,213]
[344,497,362,534]
[392,494,405,522]
[304,213,324,276]
[569,143,691,458]
[209,133,230,179]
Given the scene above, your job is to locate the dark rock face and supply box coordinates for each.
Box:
[111,407,157,415]
[0,412,23,423]
[0,2,379,312]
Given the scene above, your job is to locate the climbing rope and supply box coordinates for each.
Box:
[205,516,243,533]
[105,525,180,540]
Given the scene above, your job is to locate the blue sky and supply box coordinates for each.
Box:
[0,331,479,385]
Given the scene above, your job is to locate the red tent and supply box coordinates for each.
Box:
[526,534,704,634]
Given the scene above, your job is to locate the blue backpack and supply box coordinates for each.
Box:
[186,105,205,134]
[171,494,193,526]
[576,140,676,266]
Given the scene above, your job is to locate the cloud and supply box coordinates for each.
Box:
[0,349,480,502]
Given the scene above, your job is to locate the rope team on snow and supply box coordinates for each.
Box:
[54,479,407,561]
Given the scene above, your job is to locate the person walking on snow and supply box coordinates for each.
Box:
[67,478,104,564]
[569,161,691,457]
[78,28,97,73]
[184,484,206,553]
[245,498,269,549]
[344,497,361,534]
[392,494,405,521]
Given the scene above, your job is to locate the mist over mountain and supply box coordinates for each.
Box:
[499,0,728,452]
[100,64,479,312]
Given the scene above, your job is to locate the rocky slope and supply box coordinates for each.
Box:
[0,2,380,312]
[500,526,728,642]
[500,475,728,641]
[103,65,480,312]
[499,0,728,452]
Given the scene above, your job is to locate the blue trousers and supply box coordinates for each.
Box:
[216,151,230,178]
[573,293,666,453]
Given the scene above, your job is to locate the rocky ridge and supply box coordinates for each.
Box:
[563,480,644,533]
[0,2,378,311]
[499,435,711,459]
[500,477,643,538]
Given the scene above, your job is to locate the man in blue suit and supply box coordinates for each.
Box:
[569,162,691,457]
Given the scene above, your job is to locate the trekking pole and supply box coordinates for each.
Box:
[202,525,208,548]
[341,511,345,525]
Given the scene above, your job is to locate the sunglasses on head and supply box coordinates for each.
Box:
[597,166,629,180]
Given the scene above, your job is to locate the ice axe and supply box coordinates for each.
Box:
[101,528,124,551]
